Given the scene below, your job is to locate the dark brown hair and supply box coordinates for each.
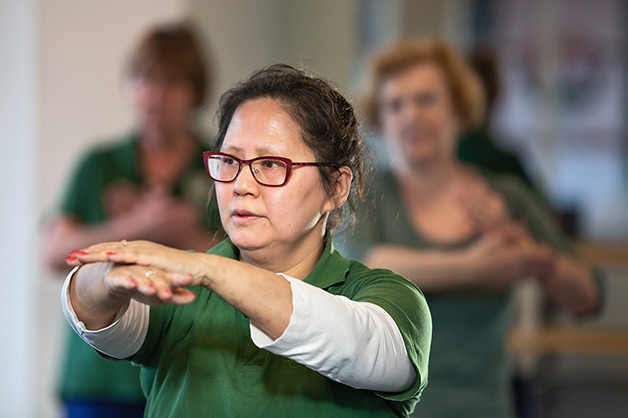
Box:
[214,64,365,234]
[362,39,485,132]
[127,21,210,108]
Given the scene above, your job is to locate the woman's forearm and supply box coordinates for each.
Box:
[363,245,476,291]
[200,254,294,339]
[69,262,129,330]
[539,254,601,315]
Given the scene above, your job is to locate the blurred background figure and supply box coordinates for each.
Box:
[336,38,602,418]
[41,21,221,418]
[457,45,540,197]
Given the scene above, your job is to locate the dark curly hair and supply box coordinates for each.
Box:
[213,64,365,234]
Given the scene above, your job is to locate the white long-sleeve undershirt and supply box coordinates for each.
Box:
[62,267,416,392]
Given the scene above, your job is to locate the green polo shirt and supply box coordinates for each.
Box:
[129,238,431,417]
[58,132,214,402]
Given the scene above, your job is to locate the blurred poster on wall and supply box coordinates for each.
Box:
[490,0,627,239]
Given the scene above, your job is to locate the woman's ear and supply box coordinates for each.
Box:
[323,166,353,213]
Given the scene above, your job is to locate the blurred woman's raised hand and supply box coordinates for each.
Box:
[452,170,509,233]
[464,221,556,287]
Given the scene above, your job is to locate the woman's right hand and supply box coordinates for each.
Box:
[102,263,197,307]
[464,222,555,287]
[69,261,196,330]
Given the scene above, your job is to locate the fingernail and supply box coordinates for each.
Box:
[65,256,77,262]
[162,288,172,295]
[106,251,116,256]
[69,250,90,256]
[146,284,155,288]
[128,279,136,285]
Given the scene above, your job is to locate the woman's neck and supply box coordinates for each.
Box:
[137,128,198,190]
[238,226,327,280]
[395,156,460,201]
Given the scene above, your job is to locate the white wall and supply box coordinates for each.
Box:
[189,0,360,127]
[0,0,38,416]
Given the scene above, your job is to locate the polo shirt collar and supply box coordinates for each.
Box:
[303,240,349,290]
[209,238,350,290]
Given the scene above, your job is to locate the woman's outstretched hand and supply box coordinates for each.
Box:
[102,263,197,306]
[65,240,213,307]
[67,240,208,280]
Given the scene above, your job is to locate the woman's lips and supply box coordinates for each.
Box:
[232,209,262,223]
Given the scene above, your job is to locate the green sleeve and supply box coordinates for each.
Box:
[59,150,107,222]
[351,268,432,402]
[491,175,573,252]
[492,175,605,307]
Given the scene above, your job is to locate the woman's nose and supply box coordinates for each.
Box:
[401,99,423,120]
[232,164,260,196]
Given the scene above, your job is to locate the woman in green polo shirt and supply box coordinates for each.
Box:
[43,22,221,418]
[61,64,432,417]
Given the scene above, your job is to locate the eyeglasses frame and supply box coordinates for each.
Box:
[203,151,342,187]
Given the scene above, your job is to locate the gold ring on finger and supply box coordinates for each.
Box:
[121,239,127,247]
[145,270,154,278]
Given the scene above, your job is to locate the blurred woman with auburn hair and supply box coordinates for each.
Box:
[338,39,601,418]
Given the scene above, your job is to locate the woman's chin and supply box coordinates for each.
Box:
[228,233,267,253]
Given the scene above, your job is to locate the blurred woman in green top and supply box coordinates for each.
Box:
[42,22,221,418]
[337,39,601,418]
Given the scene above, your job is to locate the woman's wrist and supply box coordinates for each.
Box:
[193,252,217,289]
[72,262,129,319]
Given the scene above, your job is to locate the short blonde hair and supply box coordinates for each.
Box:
[362,39,485,132]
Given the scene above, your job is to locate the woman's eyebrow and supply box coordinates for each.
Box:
[221,145,286,156]
[255,145,285,155]
[220,145,243,154]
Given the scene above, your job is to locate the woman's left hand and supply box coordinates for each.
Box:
[66,240,210,287]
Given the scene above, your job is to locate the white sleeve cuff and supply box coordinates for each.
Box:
[250,273,416,392]
[61,265,150,359]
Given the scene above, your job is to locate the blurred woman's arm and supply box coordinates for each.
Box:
[43,195,220,271]
[495,177,602,315]
[363,221,551,291]
[536,249,601,315]
[43,215,142,271]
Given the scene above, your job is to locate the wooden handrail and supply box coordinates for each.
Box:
[508,326,628,356]
[572,240,628,266]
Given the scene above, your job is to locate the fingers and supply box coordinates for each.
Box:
[170,288,198,305]
[66,240,161,267]
[105,265,196,306]
[64,240,200,287]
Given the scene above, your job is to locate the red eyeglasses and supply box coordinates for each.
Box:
[203,151,341,187]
